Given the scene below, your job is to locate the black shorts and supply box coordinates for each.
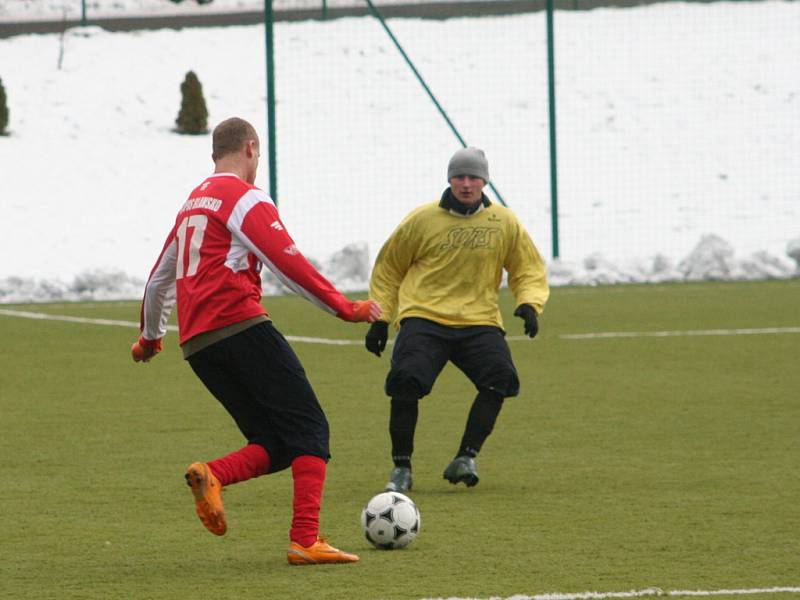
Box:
[385,317,520,400]
[187,321,329,473]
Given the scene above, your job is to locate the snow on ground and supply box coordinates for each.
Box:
[0,2,798,303]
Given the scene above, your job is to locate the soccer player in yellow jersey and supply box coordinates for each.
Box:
[365,147,550,492]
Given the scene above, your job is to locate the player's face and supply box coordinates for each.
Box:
[449,175,486,205]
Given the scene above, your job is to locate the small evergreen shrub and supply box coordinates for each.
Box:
[0,77,9,135]
[175,71,208,135]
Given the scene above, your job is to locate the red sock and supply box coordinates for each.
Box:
[290,455,326,547]
[207,444,270,487]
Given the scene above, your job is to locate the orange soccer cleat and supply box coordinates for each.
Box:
[287,537,360,565]
[184,462,227,536]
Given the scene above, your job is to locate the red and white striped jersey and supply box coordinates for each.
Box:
[139,173,355,345]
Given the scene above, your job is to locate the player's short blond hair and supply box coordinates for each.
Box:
[212,117,259,161]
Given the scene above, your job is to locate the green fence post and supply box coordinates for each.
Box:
[264,0,278,204]
[81,0,87,26]
[322,0,328,20]
[546,0,560,259]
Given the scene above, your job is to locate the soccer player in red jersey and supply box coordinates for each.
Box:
[131,117,381,565]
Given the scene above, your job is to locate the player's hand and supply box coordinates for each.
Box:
[514,304,539,338]
[346,300,382,323]
[365,321,389,357]
[131,336,163,362]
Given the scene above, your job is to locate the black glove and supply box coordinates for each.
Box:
[514,304,539,338]
[365,321,389,357]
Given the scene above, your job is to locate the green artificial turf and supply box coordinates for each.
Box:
[1,280,798,599]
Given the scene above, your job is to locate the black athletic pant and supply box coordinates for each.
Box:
[385,318,520,466]
[187,321,330,474]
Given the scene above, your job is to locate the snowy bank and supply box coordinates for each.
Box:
[2,235,797,304]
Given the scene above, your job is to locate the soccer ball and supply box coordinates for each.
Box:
[360,491,420,549]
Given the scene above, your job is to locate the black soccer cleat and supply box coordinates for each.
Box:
[443,456,479,487]
[385,466,413,493]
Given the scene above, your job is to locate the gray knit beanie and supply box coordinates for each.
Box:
[447,147,490,182]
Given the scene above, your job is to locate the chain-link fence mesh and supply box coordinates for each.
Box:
[269,1,799,277]
[2,0,797,279]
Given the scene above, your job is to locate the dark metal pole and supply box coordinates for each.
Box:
[81,0,87,27]
[546,0,560,258]
[264,0,278,203]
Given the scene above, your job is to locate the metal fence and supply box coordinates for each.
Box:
[3,0,797,274]
[258,0,799,273]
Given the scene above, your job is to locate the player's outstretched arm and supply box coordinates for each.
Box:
[134,224,178,363]
[233,195,383,321]
[131,336,163,362]
[342,299,382,323]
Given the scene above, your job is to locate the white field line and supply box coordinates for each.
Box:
[2,309,800,344]
[558,327,800,340]
[0,308,179,331]
[422,586,800,600]
[669,589,800,597]
[0,308,357,345]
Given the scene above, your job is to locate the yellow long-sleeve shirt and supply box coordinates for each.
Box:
[369,200,549,330]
